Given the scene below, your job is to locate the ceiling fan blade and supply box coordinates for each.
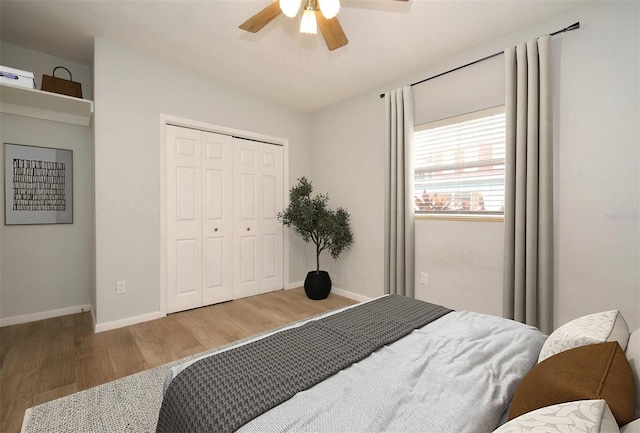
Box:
[315,11,349,51]
[239,1,282,33]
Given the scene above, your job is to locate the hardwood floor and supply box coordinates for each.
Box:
[0,288,358,433]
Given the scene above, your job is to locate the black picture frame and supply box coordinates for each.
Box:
[4,143,73,225]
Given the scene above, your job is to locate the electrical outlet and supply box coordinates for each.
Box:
[116,280,126,294]
[420,272,428,285]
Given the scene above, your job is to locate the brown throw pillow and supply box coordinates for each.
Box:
[509,341,636,426]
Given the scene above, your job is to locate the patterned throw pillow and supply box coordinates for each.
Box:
[538,310,630,363]
[494,400,619,433]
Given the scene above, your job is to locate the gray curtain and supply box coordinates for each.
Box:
[503,35,554,334]
[384,86,415,297]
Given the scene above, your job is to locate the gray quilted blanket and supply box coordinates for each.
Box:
[155,295,452,433]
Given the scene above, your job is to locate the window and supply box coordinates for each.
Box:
[414,106,505,217]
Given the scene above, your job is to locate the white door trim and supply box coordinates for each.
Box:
[159,114,290,318]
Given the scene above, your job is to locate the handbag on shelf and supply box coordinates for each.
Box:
[41,66,82,98]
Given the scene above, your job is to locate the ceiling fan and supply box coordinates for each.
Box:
[239,0,408,51]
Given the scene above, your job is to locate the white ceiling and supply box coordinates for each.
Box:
[0,0,590,112]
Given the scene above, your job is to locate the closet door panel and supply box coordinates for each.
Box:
[176,168,197,224]
[202,131,233,306]
[167,126,284,312]
[262,233,277,280]
[233,139,261,299]
[167,126,203,313]
[176,239,199,294]
[260,144,283,293]
[205,237,224,288]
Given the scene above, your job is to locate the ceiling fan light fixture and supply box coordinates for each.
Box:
[279,0,302,18]
[300,7,317,34]
[318,0,340,19]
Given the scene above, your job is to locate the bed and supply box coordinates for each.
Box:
[156,295,640,433]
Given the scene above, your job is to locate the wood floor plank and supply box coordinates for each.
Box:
[172,308,231,350]
[75,351,116,390]
[1,331,46,383]
[0,372,39,433]
[37,355,76,394]
[33,319,83,395]
[103,329,148,376]
[127,321,178,368]
[0,288,358,433]
[0,325,19,368]
[32,383,79,407]
[73,313,106,359]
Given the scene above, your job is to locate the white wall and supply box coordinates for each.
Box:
[310,1,640,330]
[93,39,311,327]
[309,91,387,299]
[552,2,639,331]
[0,43,93,325]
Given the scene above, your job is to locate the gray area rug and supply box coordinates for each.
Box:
[22,345,219,433]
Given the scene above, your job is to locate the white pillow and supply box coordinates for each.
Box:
[625,328,640,420]
[538,310,630,363]
[620,419,640,433]
[493,400,619,433]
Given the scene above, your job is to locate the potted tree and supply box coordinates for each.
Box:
[278,177,354,300]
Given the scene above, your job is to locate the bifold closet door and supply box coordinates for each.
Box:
[260,143,284,293]
[167,127,283,313]
[201,131,234,306]
[166,126,233,313]
[232,139,284,298]
[166,126,204,313]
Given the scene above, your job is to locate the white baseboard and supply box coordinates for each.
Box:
[0,304,92,327]
[286,281,372,303]
[90,306,97,330]
[330,287,372,303]
[94,311,163,333]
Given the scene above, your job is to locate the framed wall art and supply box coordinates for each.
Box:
[4,143,73,225]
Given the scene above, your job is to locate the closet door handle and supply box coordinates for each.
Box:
[246,227,250,231]
[214,228,218,232]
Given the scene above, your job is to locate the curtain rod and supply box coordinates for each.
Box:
[379,22,580,98]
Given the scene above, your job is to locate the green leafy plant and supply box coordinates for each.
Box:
[278,177,354,272]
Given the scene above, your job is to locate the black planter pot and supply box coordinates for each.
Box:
[304,271,332,300]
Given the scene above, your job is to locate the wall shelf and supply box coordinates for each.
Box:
[0,83,94,126]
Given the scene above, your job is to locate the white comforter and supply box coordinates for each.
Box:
[238,310,546,433]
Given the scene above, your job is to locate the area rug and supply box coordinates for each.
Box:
[22,344,221,433]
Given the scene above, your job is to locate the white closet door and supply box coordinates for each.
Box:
[233,138,261,299]
[166,126,203,314]
[201,131,234,306]
[260,143,283,293]
[166,125,284,312]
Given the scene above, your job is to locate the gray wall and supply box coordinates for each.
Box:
[93,39,312,326]
[310,1,640,330]
[0,43,93,322]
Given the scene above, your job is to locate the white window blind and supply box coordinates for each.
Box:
[414,106,506,216]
